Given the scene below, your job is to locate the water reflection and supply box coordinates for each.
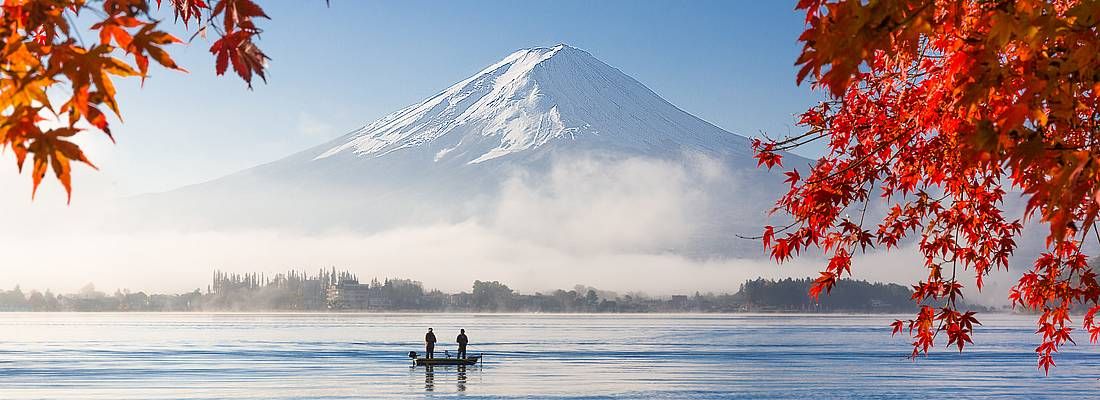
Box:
[423,366,434,392]
[416,364,474,393]
[457,365,467,392]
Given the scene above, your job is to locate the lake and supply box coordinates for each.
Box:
[0,313,1096,399]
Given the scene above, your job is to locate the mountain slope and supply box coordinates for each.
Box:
[131,44,798,256]
[313,44,751,165]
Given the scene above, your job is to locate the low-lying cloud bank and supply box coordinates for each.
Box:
[0,152,1021,305]
[0,222,937,297]
[493,153,734,254]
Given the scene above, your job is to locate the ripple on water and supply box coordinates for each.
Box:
[0,313,1097,399]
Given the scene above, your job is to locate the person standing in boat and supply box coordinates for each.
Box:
[425,328,437,359]
[456,329,469,359]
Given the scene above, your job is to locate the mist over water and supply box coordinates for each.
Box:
[2,313,1097,399]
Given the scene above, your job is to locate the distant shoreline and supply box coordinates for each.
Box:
[0,275,1000,314]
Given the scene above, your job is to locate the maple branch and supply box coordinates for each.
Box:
[948,223,960,309]
[805,130,911,185]
[769,130,828,151]
[736,220,799,241]
[762,125,830,150]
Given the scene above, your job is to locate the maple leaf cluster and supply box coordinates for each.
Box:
[1,0,271,201]
[756,0,1100,373]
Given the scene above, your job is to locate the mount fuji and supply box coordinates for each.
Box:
[315,44,751,164]
[133,44,799,256]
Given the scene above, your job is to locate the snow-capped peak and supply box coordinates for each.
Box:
[314,44,745,164]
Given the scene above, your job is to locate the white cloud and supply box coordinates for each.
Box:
[492,155,708,253]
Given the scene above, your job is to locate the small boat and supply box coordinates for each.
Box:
[408,351,481,366]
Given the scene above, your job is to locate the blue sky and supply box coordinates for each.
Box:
[92,0,818,195]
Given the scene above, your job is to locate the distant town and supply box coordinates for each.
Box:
[0,269,991,313]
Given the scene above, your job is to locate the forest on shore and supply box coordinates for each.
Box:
[0,270,996,313]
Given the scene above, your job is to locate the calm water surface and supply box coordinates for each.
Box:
[0,313,1097,399]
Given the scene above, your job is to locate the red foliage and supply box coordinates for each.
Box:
[1,0,273,200]
[758,0,1100,372]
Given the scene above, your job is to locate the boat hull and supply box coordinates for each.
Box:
[413,356,480,366]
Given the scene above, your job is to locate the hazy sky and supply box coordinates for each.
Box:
[2,1,923,297]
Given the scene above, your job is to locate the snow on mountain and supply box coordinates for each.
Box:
[130,44,794,256]
[311,44,750,165]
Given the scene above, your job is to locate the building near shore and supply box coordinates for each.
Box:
[326,279,391,310]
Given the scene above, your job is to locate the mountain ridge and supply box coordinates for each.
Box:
[307,44,752,167]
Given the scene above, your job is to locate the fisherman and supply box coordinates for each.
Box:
[456,329,469,359]
[425,328,437,359]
